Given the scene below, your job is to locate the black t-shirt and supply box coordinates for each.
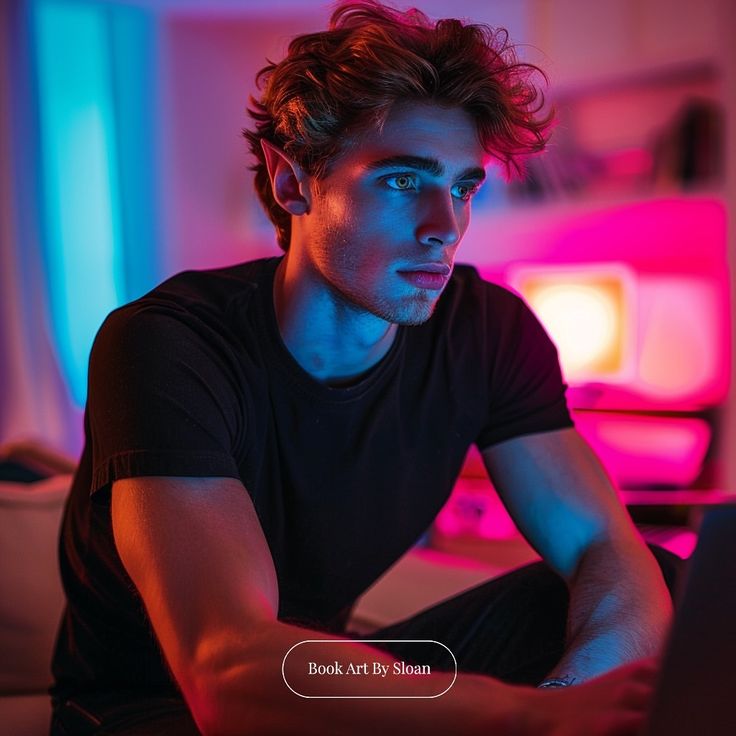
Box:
[51,257,572,699]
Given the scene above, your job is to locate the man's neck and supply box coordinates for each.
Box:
[272,255,398,386]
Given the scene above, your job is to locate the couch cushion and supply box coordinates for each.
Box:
[0,475,71,693]
[0,694,52,736]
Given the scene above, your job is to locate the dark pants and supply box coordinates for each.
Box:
[50,545,682,735]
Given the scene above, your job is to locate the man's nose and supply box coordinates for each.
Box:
[415,191,461,248]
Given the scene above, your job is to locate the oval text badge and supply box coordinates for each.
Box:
[281,639,457,698]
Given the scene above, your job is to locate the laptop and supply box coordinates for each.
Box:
[646,504,736,735]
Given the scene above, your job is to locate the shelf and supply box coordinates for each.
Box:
[472,187,724,229]
[621,489,735,507]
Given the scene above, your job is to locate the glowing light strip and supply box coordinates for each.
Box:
[33,0,124,405]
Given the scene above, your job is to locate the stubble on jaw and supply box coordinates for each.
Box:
[373,291,439,326]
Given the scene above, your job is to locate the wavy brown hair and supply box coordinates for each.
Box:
[244,0,552,251]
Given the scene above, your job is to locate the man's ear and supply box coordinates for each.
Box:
[260,140,310,216]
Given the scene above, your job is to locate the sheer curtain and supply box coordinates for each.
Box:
[1,0,160,459]
[0,0,83,459]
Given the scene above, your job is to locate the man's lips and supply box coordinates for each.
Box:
[397,263,452,290]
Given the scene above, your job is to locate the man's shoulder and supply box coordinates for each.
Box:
[112,257,276,318]
[95,256,279,350]
[145,256,278,310]
[430,264,536,357]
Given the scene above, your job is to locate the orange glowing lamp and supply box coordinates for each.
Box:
[507,264,635,385]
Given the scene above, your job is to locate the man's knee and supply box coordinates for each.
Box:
[646,542,686,599]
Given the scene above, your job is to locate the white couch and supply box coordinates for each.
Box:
[0,473,71,736]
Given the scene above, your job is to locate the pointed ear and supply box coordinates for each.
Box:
[260,140,310,216]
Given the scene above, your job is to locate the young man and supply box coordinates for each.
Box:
[51,2,678,734]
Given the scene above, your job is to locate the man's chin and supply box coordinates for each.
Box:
[385,296,438,327]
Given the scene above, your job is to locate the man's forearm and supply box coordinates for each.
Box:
[547,537,673,684]
[184,619,526,736]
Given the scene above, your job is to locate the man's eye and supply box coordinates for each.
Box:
[452,183,479,201]
[385,174,417,191]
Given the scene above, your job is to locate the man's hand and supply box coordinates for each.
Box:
[523,657,659,736]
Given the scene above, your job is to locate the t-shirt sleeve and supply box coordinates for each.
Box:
[87,304,246,495]
[476,290,574,449]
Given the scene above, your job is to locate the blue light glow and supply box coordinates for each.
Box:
[34,0,124,405]
[32,0,159,406]
[108,4,160,300]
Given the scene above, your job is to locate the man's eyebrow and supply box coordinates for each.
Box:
[364,155,486,183]
[364,155,444,176]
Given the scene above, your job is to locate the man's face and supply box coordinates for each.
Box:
[295,101,488,325]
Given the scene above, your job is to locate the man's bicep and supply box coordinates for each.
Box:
[111,476,279,692]
[480,428,635,580]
